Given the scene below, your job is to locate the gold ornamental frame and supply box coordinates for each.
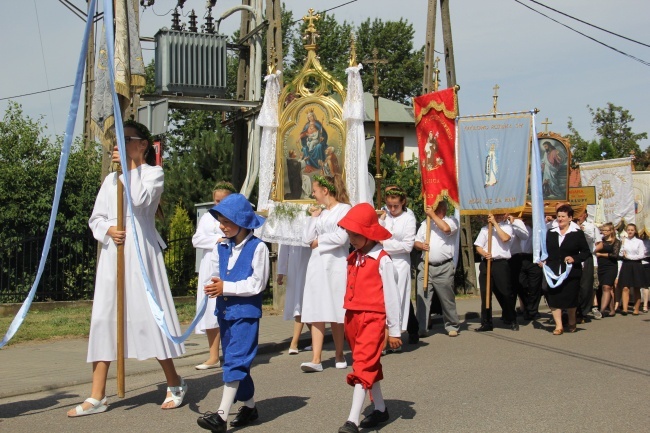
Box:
[272,9,347,203]
[537,130,572,203]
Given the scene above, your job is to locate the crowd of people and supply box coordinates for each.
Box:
[67,121,649,432]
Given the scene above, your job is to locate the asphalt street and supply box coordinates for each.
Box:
[1,312,649,433]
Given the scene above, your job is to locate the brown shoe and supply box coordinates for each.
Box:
[552,329,563,335]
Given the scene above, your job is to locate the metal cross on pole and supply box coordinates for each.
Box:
[302,8,321,46]
[433,56,441,92]
[491,83,500,115]
[364,48,388,206]
[542,117,552,133]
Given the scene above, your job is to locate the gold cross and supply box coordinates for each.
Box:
[492,84,500,114]
[433,57,441,92]
[541,117,552,133]
[302,8,321,45]
[365,48,388,96]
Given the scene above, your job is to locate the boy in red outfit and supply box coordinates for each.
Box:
[336,203,403,433]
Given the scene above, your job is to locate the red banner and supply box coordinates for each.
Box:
[414,88,459,209]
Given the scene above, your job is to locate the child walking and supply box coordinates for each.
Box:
[197,194,269,433]
[336,203,402,433]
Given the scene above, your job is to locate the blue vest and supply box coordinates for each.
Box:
[216,236,264,320]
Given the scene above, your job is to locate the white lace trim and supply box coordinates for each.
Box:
[343,64,372,206]
[257,71,282,211]
[254,202,311,246]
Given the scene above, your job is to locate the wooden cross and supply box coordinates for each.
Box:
[302,8,321,45]
[541,117,552,133]
[433,57,441,92]
[491,84,500,114]
[364,47,388,206]
[365,48,388,97]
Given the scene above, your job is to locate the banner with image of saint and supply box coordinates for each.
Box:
[414,88,459,209]
[633,171,650,236]
[580,157,635,228]
[457,114,533,214]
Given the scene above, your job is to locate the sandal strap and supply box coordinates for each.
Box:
[84,397,105,407]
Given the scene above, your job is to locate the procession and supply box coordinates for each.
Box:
[1,1,649,433]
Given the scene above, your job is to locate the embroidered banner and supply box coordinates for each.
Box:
[457,114,532,214]
[633,172,650,236]
[579,157,635,227]
[413,88,459,209]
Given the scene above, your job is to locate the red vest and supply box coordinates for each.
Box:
[343,249,389,313]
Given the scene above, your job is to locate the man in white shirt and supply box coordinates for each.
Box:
[414,201,460,338]
[474,213,517,332]
[507,215,542,320]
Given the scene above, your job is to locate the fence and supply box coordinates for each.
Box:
[0,233,196,303]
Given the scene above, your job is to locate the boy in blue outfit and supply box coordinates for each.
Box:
[197,194,269,433]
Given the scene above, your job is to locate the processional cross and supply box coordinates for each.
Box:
[302,8,321,45]
[433,57,441,92]
[364,48,389,205]
[542,117,552,133]
[491,84,500,114]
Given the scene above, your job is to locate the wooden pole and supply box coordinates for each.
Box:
[439,0,477,294]
[116,161,125,398]
[423,216,432,292]
[485,222,493,309]
[365,48,387,206]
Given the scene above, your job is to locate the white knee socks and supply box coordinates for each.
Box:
[371,382,385,412]
[218,380,240,421]
[347,384,366,425]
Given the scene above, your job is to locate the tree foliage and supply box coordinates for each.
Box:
[164,200,195,295]
[568,103,647,170]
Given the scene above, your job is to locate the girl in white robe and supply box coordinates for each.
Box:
[68,121,186,417]
[192,182,235,369]
[380,187,416,346]
[277,243,311,353]
[300,174,351,372]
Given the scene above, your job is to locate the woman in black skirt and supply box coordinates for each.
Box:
[543,205,591,335]
[618,224,648,315]
[595,222,621,316]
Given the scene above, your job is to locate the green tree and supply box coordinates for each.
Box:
[589,103,647,159]
[164,200,195,295]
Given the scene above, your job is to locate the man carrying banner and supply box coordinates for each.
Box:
[474,214,518,331]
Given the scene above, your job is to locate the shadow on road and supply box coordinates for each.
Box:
[0,391,77,418]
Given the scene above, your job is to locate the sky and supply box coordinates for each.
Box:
[1,0,649,148]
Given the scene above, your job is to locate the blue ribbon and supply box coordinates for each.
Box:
[0,0,98,348]
[543,263,573,288]
[102,0,206,344]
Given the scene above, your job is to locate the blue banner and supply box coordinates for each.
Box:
[457,114,532,214]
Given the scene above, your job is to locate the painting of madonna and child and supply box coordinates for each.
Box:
[281,105,345,200]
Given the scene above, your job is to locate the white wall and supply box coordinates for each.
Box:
[362,123,418,162]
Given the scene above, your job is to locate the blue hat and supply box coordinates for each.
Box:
[208,193,265,229]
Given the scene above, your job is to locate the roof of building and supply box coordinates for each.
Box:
[362,93,414,124]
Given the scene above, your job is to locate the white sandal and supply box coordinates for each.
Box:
[68,397,108,417]
[161,378,187,409]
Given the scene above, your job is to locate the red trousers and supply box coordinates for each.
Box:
[344,310,386,389]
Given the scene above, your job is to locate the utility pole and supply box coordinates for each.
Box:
[422,0,437,94]
[83,1,95,150]
[266,0,283,86]
[439,0,477,293]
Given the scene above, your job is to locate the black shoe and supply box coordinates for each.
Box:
[408,333,419,344]
[475,324,493,332]
[230,405,259,427]
[510,322,519,331]
[338,421,360,433]
[359,409,389,428]
[197,412,227,433]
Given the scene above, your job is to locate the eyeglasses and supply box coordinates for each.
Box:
[124,136,144,142]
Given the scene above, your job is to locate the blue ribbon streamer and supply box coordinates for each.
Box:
[0,0,98,348]
[102,0,206,344]
[530,112,572,287]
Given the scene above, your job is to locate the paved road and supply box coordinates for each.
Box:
[1,308,648,433]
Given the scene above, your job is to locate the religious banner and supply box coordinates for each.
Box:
[457,113,533,214]
[633,171,650,236]
[579,157,635,227]
[414,88,459,209]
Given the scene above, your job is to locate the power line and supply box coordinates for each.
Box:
[0,82,93,102]
[290,0,359,25]
[513,0,650,67]
[526,0,650,48]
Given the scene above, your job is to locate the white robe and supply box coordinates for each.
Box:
[87,165,185,362]
[301,203,351,323]
[277,244,311,320]
[380,208,416,331]
[192,212,223,333]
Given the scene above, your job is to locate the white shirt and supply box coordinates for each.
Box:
[380,208,416,257]
[209,232,270,297]
[415,215,459,263]
[474,222,513,259]
[508,219,530,255]
[364,244,402,338]
[550,222,580,246]
[621,236,645,261]
[581,221,602,253]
